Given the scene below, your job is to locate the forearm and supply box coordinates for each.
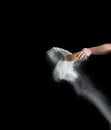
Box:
[90,43,111,55]
[66,43,111,61]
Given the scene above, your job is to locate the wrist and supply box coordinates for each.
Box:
[89,48,93,55]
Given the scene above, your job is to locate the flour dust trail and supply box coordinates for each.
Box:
[46,47,111,127]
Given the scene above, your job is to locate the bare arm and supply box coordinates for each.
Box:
[89,43,111,55]
[66,43,111,61]
[78,43,111,60]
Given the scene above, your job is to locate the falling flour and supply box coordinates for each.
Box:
[47,47,111,127]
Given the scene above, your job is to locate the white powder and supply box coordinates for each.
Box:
[47,47,79,82]
[53,60,78,82]
[47,47,111,126]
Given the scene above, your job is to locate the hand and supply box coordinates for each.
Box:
[78,48,92,60]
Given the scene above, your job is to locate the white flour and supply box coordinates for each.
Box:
[47,47,111,126]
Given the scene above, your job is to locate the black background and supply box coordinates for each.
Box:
[3,3,111,129]
[17,15,111,128]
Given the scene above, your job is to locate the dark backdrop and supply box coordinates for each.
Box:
[38,31,111,130]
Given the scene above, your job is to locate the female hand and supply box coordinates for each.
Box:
[78,48,92,60]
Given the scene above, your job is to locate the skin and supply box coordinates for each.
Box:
[66,43,111,61]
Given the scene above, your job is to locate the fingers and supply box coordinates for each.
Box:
[79,53,87,60]
[65,48,91,61]
[78,48,90,60]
